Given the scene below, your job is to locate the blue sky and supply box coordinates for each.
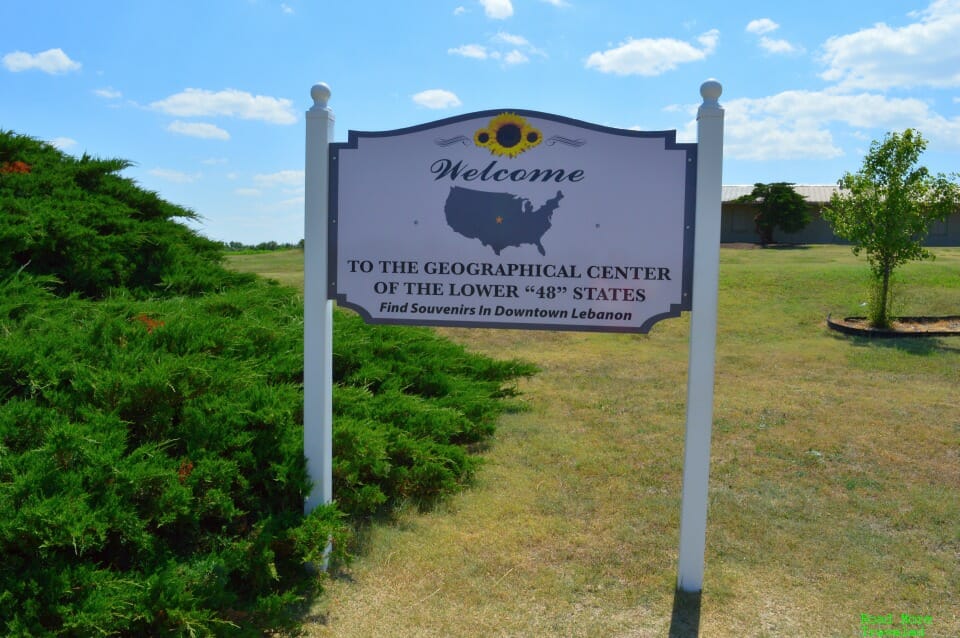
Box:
[3,0,959,245]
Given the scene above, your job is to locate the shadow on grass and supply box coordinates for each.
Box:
[766,243,812,250]
[722,242,812,250]
[869,337,960,355]
[834,333,960,355]
[668,590,702,638]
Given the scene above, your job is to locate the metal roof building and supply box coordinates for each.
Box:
[722,184,840,204]
[719,184,960,246]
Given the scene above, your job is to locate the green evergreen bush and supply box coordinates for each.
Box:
[0,132,535,635]
[0,130,252,298]
[0,276,349,635]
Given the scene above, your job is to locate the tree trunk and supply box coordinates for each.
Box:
[761,227,774,246]
[754,216,774,246]
[875,266,892,328]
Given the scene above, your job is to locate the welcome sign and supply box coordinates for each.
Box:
[328,110,697,333]
[307,81,725,593]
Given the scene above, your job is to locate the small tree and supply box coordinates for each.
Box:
[735,182,811,246]
[823,129,960,328]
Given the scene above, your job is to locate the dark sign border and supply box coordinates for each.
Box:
[327,109,697,333]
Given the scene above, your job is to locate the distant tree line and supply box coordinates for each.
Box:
[219,239,304,252]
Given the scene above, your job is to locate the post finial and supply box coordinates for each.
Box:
[310,83,331,109]
[699,80,722,107]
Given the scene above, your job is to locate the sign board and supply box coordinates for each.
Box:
[306,80,724,592]
[328,110,696,333]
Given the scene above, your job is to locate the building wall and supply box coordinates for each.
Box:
[720,203,960,246]
[926,214,960,246]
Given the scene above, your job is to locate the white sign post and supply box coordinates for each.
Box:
[303,83,334,516]
[303,82,724,592]
[677,80,724,593]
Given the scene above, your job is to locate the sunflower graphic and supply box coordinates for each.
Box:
[474,113,542,158]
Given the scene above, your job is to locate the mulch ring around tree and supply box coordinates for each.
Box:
[827,315,960,338]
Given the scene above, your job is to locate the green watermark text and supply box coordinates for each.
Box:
[860,613,933,637]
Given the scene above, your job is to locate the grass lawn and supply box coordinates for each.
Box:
[230,246,959,637]
[225,248,306,289]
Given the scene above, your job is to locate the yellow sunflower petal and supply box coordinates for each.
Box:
[475,112,541,158]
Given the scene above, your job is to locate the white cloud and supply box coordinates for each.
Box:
[479,0,513,19]
[253,170,304,187]
[450,32,545,66]
[495,32,546,58]
[449,44,489,59]
[241,172,304,212]
[412,89,462,109]
[2,48,81,74]
[167,120,231,140]
[201,157,228,165]
[503,50,529,65]
[697,29,719,51]
[821,0,960,90]
[280,2,293,14]
[692,89,960,160]
[454,6,467,15]
[49,137,77,150]
[149,168,201,183]
[494,32,530,47]
[94,87,122,99]
[746,18,802,55]
[585,29,718,76]
[150,88,297,124]
[759,37,801,55]
[721,110,843,161]
[541,0,570,6]
[746,18,779,35]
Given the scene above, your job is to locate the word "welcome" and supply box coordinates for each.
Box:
[430,159,585,183]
